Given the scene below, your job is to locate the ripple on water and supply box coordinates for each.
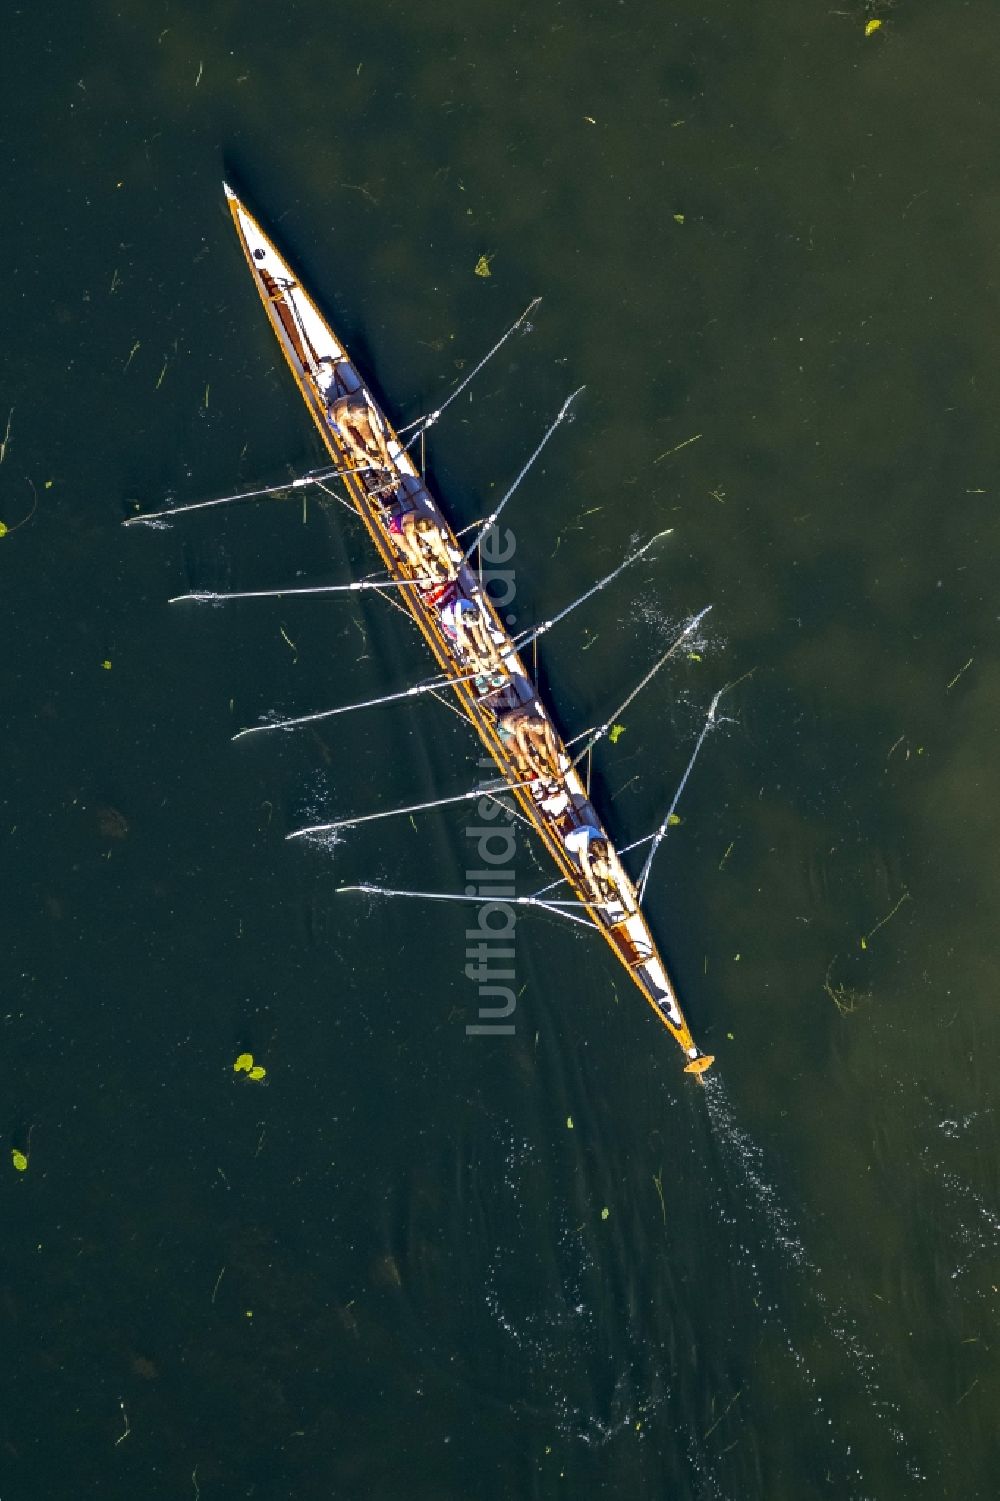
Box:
[703,1076,927,1493]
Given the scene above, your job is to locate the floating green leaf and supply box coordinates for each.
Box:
[247,1065,267,1082]
[600,1206,610,1221]
[233,1052,254,1073]
[673,213,685,225]
[608,724,626,745]
[474,254,494,278]
[11,1149,28,1172]
[566,1116,574,1130]
[668,813,682,827]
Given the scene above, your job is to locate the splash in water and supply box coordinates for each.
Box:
[702,1076,926,1489]
[480,1130,670,1449]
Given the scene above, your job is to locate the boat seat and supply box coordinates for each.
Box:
[606,921,653,968]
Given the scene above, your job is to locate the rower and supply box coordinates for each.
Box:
[395,511,459,580]
[563,822,637,913]
[317,358,394,472]
[498,704,561,782]
[424,577,458,613]
[441,593,502,668]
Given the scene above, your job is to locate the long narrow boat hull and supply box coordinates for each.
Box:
[224,184,713,1075]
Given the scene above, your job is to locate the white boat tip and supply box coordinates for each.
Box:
[222,181,237,201]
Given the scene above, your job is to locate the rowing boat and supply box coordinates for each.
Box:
[225,184,713,1075]
[140,182,714,1076]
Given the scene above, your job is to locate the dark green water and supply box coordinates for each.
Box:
[3,2,998,1497]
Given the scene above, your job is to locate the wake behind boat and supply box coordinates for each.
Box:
[127,183,715,1077]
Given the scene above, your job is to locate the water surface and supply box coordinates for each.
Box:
[2,3,998,1497]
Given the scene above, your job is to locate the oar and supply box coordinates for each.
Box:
[569,606,713,769]
[232,659,494,741]
[121,463,373,526]
[170,577,432,606]
[286,777,537,841]
[634,675,747,902]
[461,387,585,564]
[337,882,598,932]
[398,297,542,448]
[515,527,672,647]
